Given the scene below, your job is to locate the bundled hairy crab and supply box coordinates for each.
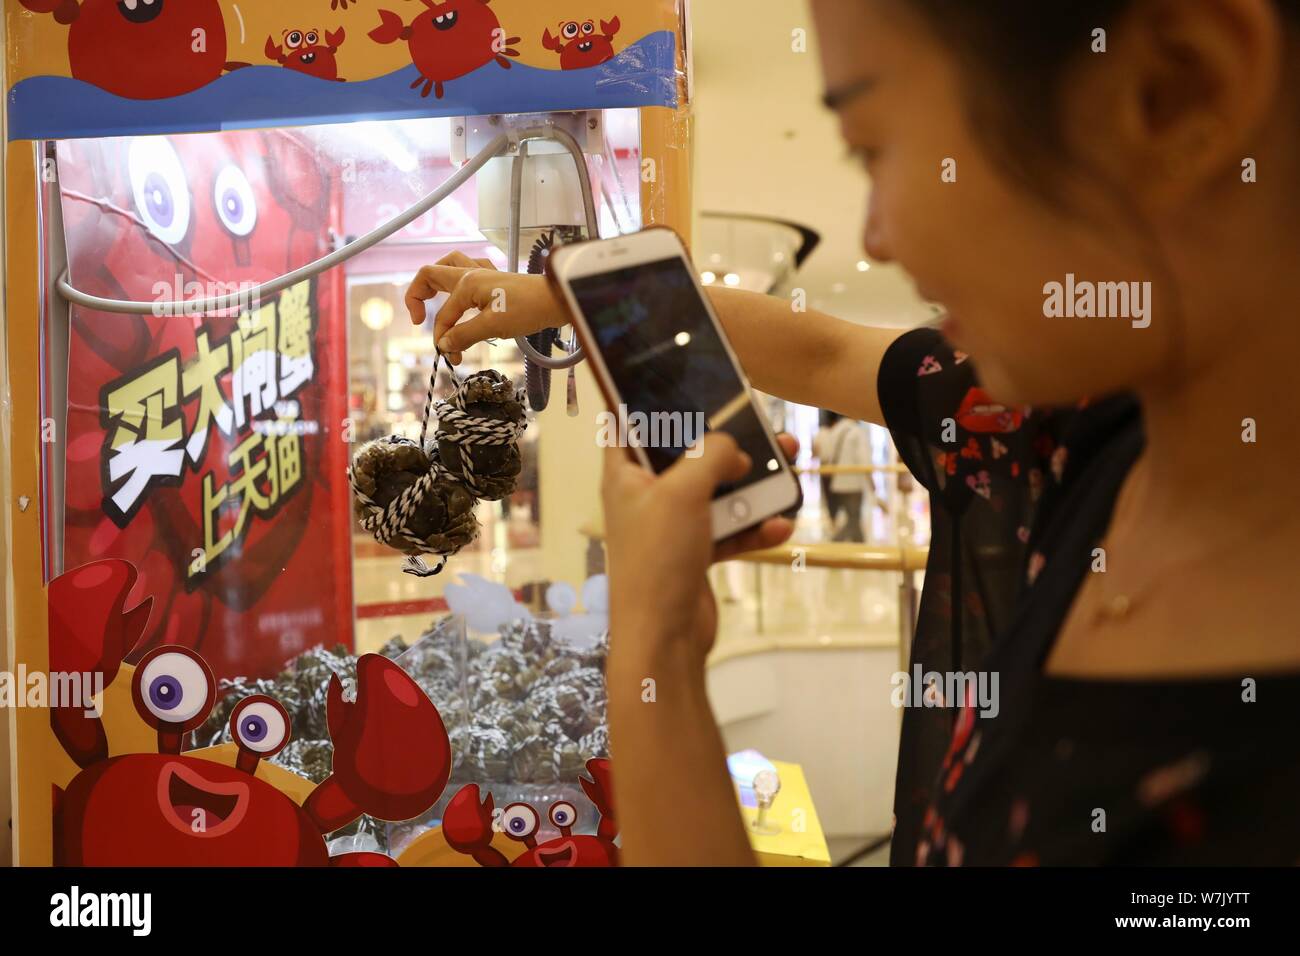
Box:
[350,362,527,576]
[195,615,611,854]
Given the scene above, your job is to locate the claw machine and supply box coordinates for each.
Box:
[3,0,692,866]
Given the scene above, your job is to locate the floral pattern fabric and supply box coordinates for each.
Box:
[879,327,1300,865]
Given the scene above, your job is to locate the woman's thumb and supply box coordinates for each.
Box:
[436,309,508,354]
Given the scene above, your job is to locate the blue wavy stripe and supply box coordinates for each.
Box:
[7,30,677,141]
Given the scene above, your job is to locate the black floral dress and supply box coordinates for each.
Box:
[879,327,1300,865]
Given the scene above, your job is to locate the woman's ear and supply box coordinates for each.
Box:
[1072,0,1286,211]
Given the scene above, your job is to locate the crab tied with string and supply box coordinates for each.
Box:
[349,352,527,577]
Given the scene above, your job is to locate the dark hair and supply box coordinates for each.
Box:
[901,0,1298,200]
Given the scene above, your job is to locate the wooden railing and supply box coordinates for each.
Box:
[580,524,926,573]
[798,464,912,476]
[724,541,928,572]
[581,521,927,663]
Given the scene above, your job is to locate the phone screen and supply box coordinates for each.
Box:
[568,255,783,495]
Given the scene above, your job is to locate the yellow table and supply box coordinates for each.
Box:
[741,760,832,867]
[399,758,830,866]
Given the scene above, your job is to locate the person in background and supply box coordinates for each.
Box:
[813,411,874,542]
[813,408,836,522]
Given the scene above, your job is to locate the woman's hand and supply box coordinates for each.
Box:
[403,251,567,365]
[601,432,798,659]
[601,431,798,866]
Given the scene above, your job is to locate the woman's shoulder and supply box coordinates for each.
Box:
[875,325,1140,510]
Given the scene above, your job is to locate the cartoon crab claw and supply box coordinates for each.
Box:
[329,851,401,867]
[49,560,154,769]
[369,9,410,44]
[442,784,512,866]
[601,16,620,38]
[580,758,618,842]
[18,0,80,26]
[324,671,349,741]
[303,654,452,834]
[50,559,152,678]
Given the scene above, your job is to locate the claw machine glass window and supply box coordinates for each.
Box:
[8,0,688,866]
[44,109,646,680]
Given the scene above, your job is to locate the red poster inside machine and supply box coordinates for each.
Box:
[56,130,353,679]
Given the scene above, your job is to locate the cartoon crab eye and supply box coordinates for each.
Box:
[305,31,318,45]
[581,21,594,35]
[213,164,257,237]
[561,21,579,39]
[230,696,291,755]
[286,31,303,48]
[133,647,215,730]
[500,803,539,841]
[549,801,577,829]
[128,137,191,247]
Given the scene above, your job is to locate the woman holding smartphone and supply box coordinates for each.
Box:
[405,0,1300,865]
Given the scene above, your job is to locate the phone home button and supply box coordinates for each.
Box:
[729,498,751,523]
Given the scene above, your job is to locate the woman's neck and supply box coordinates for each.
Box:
[1049,279,1300,678]
[1134,277,1300,554]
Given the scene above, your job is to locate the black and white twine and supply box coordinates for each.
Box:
[349,350,526,578]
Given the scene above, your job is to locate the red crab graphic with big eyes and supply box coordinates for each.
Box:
[443,759,619,866]
[57,131,342,675]
[19,0,243,100]
[369,0,520,99]
[266,27,348,82]
[51,559,453,865]
[542,16,620,71]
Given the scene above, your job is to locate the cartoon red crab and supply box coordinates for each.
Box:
[266,27,348,82]
[19,0,244,100]
[542,17,621,70]
[442,758,619,866]
[369,0,520,99]
[51,559,453,866]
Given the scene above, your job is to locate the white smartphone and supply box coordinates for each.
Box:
[547,228,803,541]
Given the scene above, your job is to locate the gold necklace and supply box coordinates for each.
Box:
[1086,501,1300,625]
[1081,460,1294,624]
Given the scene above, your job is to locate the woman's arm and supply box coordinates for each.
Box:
[606,618,756,866]
[599,435,801,865]
[705,286,903,427]
[406,255,903,427]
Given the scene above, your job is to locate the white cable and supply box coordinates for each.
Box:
[53,131,514,315]
[54,125,598,369]
[508,125,597,371]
